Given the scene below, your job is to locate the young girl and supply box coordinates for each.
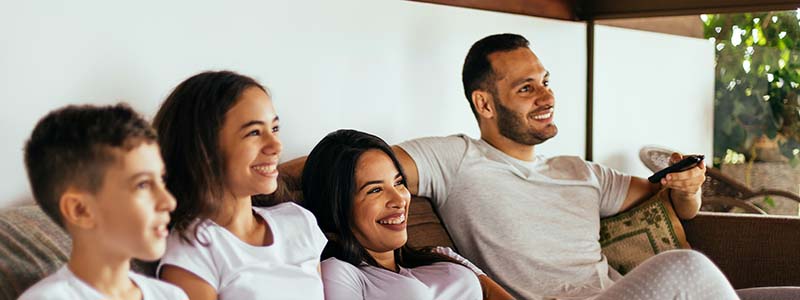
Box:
[154,71,326,300]
[302,129,513,300]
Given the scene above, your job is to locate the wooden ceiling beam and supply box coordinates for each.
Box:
[584,0,799,20]
[407,0,580,21]
[408,0,798,21]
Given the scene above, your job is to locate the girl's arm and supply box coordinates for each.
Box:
[160,265,217,300]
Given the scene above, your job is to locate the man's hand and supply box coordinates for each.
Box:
[661,153,705,195]
[662,153,705,219]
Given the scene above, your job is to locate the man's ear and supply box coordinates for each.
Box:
[59,188,97,230]
[471,90,495,120]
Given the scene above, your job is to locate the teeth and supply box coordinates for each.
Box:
[378,214,406,225]
[252,165,276,173]
[533,108,554,120]
[155,224,168,238]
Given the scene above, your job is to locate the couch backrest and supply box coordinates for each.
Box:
[0,206,70,300]
[407,196,455,249]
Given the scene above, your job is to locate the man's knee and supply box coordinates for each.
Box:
[650,250,720,273]
[657,249,710,262]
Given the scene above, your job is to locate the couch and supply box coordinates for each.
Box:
[2,191,800,299]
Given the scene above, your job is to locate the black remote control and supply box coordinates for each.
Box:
[647,155,704,183]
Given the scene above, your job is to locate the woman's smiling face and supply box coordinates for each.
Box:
[350,149,411,253]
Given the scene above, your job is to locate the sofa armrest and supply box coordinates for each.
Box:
[682,212,800,289]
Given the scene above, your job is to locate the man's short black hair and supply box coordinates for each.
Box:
[462,33,530,119]
[24,103,156,228]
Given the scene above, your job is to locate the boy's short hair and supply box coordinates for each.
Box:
[24,103,157,228]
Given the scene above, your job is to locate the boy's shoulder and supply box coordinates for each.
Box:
[20,267,187,300]
[18,266,101,300]
[130,272,187,299]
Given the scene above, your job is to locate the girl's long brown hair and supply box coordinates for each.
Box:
[153,70,271,244]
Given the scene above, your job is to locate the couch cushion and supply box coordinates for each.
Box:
[599,189,691,274]
[0,205,70,300]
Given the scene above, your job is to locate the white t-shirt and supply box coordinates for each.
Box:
[18,265,187,300]
[157,202,327,300]
[399,135,631,300]
[321,257,482,300]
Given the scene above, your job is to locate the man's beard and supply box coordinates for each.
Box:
[494,98,558,146]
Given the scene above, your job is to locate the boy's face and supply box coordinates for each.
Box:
[88,142,176,261]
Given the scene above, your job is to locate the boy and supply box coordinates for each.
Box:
[19,104,187,300]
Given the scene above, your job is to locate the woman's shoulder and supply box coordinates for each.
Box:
[254,202,327,249]
[321,258,365,281]
[415,261,473,273]
[437,261,477,274]
[408,262,479,285]
[409,262,482,298]
[164,218,220,247]
[254,202,317,227]
[321,257,357,269]
[254,201,307,217]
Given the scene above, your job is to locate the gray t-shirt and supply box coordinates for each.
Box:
[320,258,481,300]
[399,135,631,300]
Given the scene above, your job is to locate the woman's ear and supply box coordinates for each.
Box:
[59,188,97,230]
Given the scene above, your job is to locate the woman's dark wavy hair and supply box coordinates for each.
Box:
[153,70,288,244]
[302,129,452,269]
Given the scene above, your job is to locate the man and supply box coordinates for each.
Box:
[391,33,733,299]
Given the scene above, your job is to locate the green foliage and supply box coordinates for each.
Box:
[764,195,776,208]
[706,11,800,163]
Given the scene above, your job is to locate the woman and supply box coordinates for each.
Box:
[302,129,513,300]
[154,71,326,300]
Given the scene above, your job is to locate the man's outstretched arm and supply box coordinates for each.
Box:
[392,146,420,196]
[619,153,705,220]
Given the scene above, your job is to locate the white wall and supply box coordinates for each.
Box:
[593,25,715,177]
[0,0,587,208]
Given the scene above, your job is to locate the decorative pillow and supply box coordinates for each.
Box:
[599,189,691,274]
[0,205,70,300]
